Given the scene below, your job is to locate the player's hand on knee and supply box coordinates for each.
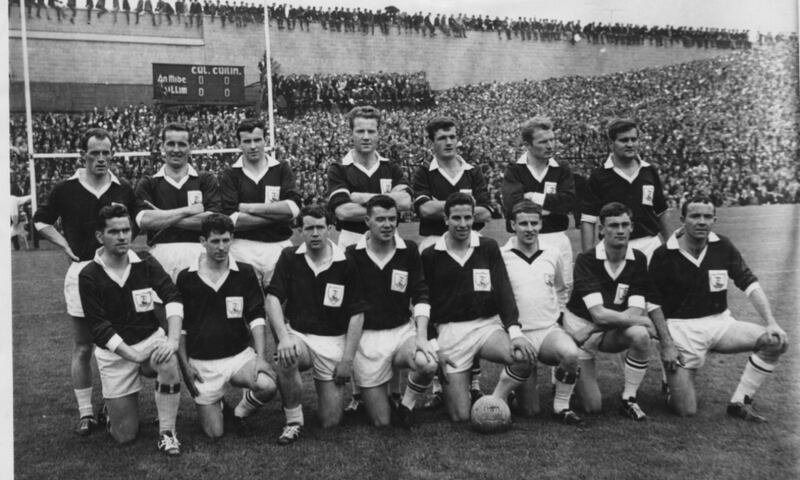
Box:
[660,342,684,372]
[413,338,438,368]
[760,325,789,354]
[511,337,536,364]
[332,359,352,386]
[276,337,300,367]
[150,339,177,364]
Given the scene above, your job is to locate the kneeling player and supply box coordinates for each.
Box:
[177,214,278,438]
[266,206,368,444]
[649,196,788,421]
[498,200,583,424]
[78,204,183,455]
[346,195,437,428]
[563,202,674,420]
[422,192,534,422]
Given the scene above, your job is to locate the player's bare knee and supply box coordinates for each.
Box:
[582,399,602,414]
[154,357,180,384]
[253,374,278,399]
[73,341,93,360]
[202,424,225,439]
[370,412,391,428]
[627,326,651,352]
[319,412,342,429]
[755,333,787,360]
[509,362,532,378]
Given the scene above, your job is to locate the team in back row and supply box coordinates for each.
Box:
[32,107,789,456]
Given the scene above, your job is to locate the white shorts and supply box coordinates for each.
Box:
[417,235,440,252]
[336,229,363,248]
[149,243,204,282]
[230,238,292,288]
[629,235,662,264]
[64,260,91,317]
[562,310,604,361]
[538,231,574,292]
[437,316,506,374]
[189,347,259,406]
[522,323,562,358]
[354,322,415,388]
[288,328,345,381]
[668,311,736,369]
[95,328,167,399]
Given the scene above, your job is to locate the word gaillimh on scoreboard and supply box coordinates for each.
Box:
[153,63,245,104]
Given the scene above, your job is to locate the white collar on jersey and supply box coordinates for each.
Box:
[341,150,389,166]
[68,168,121,184]
[296,239,347,260]
[434,230,481,250]
[355,232,408,250]
[92,248,142,288]
[595,240,636,261]
[603,155,650,184]
[231,155,280,169]
[188,253,240,272]
[153,164,199,178]
[666,230,720,250]
[428,156,474,171]
[188,253,239,291]
[516,154,559,167]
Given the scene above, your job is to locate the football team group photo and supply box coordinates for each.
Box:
[6,1,799,479]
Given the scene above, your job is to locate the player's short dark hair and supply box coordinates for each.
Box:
[444,191,475,217]
[599,202,633,225]
[161,122,192,143]
[681,195,716,217]
[520,117,553,145]
[80,128,114,151]
[298,204,331,227]
[365,195,397,216]
[510,200,543,222]
[235,118,266,142]
[96,204,130,231]
[347,106,382,129]
[200,213,234,238]
[606,118,638,142]
[425,116,457,141]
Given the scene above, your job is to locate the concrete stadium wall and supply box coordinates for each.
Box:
[8,5,732,111]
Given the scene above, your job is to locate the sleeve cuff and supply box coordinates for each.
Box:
[165,302,183,319]
[523,192,536,201]
[249,318,267,329]
[744,282,760,297]
[413,303,431,318]
[581,214,598,224]
[507,325,524,340]
[429,338,439,351]
[646,302,661,313]
[286,200,301,220]
[328,188,350,200]
[181,329,187,335]
[229,212,241,226]
[135,210,146,228]
[629,295,646,310]
[583,292,603,309]
[106,334,123,353]
[531,192,546,206]
[34,221,50,231]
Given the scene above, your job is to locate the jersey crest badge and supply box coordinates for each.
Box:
[708,270,728,292]
[641,185,654,206]
[264,186,281,203]
[391,270,408,292]
[187,190,203,205]
[324,283,345,307]
[613,283,630,305]
[132,288,155,313]
[226,296,244,318]
[380,178,393,194]
[544,182,557,195]
[473,269,491,292]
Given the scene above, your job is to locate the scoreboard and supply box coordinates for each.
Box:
[153,63,245,104]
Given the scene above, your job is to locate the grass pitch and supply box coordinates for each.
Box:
[11,205,800,480]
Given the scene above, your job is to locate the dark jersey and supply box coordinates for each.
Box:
[421,232,519,328]
[501,155,576,233]
[412,157,491,236]
[33,171,140,261]
[327,151,410,234]
[582,157,667,240]
[79,250,181,348]
[134,165,222,244]
[346,236,429,331]
[266,242,369,336]
[649,232,759,319]
[218,157,301,243]
[178,260,265,360]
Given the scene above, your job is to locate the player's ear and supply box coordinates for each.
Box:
[95,229,104,244]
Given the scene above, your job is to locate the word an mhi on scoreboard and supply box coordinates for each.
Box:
[153,64,245,104]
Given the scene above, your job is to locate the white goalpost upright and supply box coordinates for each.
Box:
[262,0,276,151]
[19,1,37,213]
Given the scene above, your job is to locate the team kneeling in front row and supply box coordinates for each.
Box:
[74,191,789,455]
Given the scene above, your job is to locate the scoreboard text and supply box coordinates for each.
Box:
[153,64,245,104]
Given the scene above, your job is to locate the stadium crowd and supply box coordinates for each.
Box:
[12,1,794,50]
[10,41,799,221]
